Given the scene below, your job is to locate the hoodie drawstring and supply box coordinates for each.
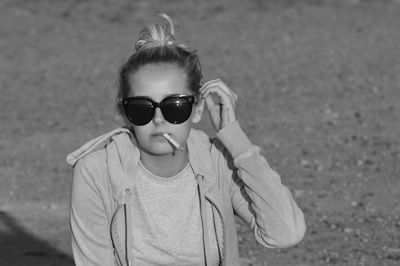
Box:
[197,174,211,266]
[124,189,133,266]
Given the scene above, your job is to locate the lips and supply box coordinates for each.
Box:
[152,132,169,137]
[151,132,169,140]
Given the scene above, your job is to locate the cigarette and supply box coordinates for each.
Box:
[163,133,181,150]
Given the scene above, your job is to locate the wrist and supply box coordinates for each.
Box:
[216,121,253,158]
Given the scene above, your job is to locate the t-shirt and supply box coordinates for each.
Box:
[130,161,220,265]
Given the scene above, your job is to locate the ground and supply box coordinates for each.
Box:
[1,0,399,265]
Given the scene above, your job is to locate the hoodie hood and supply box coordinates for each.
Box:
[66,127,218,198]
[66,127,132,167]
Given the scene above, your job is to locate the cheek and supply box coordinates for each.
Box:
[173,122,191,140]
[132,126,151,143]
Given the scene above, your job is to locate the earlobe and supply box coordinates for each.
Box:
[191,99,204,123]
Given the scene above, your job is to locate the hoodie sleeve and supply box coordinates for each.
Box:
[215,121,306,248]
[70,156,117,266]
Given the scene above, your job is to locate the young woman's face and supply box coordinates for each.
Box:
[127,63,202,156]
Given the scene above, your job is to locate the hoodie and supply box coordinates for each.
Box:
[66,121,306,266]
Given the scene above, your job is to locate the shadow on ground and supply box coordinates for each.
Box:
[0,211,74,266]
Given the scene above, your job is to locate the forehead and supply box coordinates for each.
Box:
[128,64,190,100]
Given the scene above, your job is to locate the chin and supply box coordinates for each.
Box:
[145,144,175,156]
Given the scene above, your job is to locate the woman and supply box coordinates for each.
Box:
[67,14,306,266]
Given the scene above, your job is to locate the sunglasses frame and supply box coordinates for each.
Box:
[122,94,195,126]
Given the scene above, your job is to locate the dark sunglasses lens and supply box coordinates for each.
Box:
[162,97,193,124]
[124,99,154,126]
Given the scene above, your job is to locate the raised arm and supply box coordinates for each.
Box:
[216,121,306,248]
[201,79,306,248]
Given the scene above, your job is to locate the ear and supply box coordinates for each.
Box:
[191,98,204,123]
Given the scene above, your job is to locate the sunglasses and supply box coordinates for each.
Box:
[122,95,195,126]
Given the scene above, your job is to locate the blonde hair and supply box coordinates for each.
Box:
[135,14,187,52]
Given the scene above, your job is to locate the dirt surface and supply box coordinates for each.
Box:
[1,0,400,265]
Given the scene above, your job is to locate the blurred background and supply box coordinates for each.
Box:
[1,0,399,265]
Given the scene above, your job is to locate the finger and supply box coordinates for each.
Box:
[213,81,234,99]
[203,86,238,129]
[202,86,236,115]
[202,85,231,104]
[204,94,222,128]
[203,90,224,115]
[199,79,224,95]
[201,80,237,102]
[204,95,219,111]
[200,79,221,90]
[202,85,236,109]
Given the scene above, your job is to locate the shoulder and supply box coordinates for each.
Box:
[188,128,225,154]
[73,149,108,185]
[75,148,106,170]
[188,128,229,164]
[188,128,212,150]
[189,128,212,143]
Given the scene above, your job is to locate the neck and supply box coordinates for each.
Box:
[139,146,188,177]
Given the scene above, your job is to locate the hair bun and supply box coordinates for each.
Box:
[134,13,187,52]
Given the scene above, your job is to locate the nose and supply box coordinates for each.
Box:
[153,107,166,125]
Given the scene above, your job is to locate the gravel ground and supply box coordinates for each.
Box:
[1,0,400,265]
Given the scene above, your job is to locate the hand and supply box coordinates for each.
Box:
[200,79,238,131]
